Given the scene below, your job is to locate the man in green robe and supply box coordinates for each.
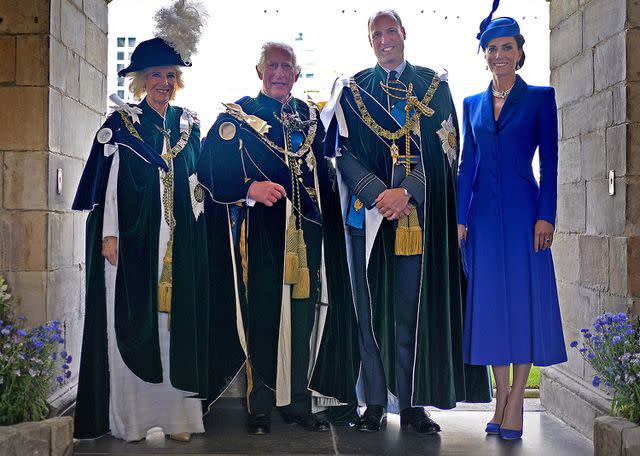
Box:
[198,42,356,435]
[319,9,492,434]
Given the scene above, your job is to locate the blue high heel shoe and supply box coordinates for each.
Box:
[485,422,501,435]
[499,403,524,440]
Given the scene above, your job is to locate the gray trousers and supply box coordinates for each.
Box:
[350,223,422,411]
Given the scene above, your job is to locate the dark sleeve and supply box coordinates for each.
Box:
[197,117,254,204]
[399,160,426,207]
[335,144,387,208]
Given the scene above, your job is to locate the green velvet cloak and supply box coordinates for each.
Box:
[199,94,358,402]
[314,64,491,408]
[73,99,212,438]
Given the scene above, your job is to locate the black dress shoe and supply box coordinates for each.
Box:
[400,407,441,434]
[247,413,271,435]
[356,405,387,432]
[282,413,329,432]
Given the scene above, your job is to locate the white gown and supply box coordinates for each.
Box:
[102,145,204,442]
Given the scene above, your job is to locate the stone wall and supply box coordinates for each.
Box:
[0,0,107,407]
[542,0,640,439]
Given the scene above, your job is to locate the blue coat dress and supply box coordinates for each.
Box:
[457,75,567,367]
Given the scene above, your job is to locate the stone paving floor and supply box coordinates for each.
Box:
[73,398,593,455]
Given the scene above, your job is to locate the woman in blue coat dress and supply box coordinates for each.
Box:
[457,12,567,440]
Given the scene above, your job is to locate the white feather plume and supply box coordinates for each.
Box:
[153,0,208,64]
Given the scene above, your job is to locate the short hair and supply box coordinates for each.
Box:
[256,42,301,75]
[127,66,185,101]
[367,9,403,33]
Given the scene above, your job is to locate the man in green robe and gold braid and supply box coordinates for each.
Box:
[198,42,357,435]
[319,9,492,434]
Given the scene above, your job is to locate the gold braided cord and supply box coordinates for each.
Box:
[117,109,195,321]
[225,104,318,158]
[349,75,440,141]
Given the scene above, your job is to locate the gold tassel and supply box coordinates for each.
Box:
[292,229,310,299]
[284,214,299,284]
[395,207,422,256]
[158,237,173,329]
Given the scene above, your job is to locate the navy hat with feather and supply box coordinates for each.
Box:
[118,38,188,76]
[117,0,207,77]
[476,0,520,50]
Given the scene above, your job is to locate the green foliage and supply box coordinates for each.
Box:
[0,275,73,425]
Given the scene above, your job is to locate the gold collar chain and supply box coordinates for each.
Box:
[226,103,318,158]
[350,75,440,141]
[118,110,193,161]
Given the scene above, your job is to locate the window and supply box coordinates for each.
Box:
[117,37,125,47]
[117,63,124,72]
[117,51,124,60]
[117,76,124,86]
[305,73,314,78]
[117,90,125,99]
[128,37,136,47]
[128,52,133,59]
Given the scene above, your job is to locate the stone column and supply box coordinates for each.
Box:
[542,0,640,439]
[0,0,107,409]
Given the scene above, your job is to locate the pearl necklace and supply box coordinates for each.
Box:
[492,82,515,99]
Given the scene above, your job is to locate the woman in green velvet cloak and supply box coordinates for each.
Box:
[72,2,216,442]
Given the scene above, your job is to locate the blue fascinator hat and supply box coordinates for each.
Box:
[476,0,521,50]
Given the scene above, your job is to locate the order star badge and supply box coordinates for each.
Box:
[437,114,458,167]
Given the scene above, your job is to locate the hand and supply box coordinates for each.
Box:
[457,224,467,248]
[247,181,286,207]
[375,188,411,220]
[102,236,118,266]
[534,219,554,252]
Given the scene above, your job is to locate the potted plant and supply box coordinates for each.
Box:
[0,275,74,455]
[570,312,640,455]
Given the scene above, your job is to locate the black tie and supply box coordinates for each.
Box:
[388,70,398,81]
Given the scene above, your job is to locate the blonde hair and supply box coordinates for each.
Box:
[128,66,185,101]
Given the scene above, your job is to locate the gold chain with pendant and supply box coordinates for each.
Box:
[350,76,440,173]
[226,103,318,159]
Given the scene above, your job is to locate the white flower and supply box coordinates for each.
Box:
[436,114,458,167]
[28,368,37,377]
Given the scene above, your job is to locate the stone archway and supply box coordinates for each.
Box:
[0,0,638,440]
[542,0,640,439]
[0,0,108,411]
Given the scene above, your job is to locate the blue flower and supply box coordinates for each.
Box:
[617,313,628,322]
[592,375,601,387]
[52,352,57,361]
[605,381,612,387]
[584,333,592,339]
[0,328,10,336]
[60,351,68,359]
[62,364,69,370]
[594,323,602,332]
[570,341,578,348]
[65,370,71,379]
[16,329,26,337]
[612,335,623,345]
[56,375,64,384]
[66,355,72,363]
[580,328,589,333]
[579,348,588,353]
[588,353,596,360]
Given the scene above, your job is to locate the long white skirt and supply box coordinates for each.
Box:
[104,260,205,442]
[102,150,204,442]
